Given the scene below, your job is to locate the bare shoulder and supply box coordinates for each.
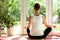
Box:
[29,16,32,19]
[29,16,32,18]
[41,15,46,20]
[41,15,44,18]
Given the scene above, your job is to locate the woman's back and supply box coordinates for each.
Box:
[30,15,44,36]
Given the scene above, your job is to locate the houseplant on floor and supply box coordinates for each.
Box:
[0,0,19,36]
[3,15,16,36]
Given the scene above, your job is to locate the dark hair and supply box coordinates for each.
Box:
[34,3,40,10]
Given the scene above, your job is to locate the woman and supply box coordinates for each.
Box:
[26,3,56,39]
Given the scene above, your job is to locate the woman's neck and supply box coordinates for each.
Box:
[34,13,40,16]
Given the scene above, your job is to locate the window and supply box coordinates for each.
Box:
[53,0,60,31]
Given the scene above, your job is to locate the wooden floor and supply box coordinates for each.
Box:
[0,35,60,40]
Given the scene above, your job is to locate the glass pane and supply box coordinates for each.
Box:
[53,0,60,31]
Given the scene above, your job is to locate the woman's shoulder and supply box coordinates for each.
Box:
[29,14,34,18]
[29,16,32,18]
[39,14,43,18]
[40,15,45,19]
[40,14,43,16]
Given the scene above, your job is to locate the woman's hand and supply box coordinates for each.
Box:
[24,25,30,29]
[52,25,56,28]
[24,26,27,29]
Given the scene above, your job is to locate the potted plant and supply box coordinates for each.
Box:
[3,15,16,36]
[0,0,18,36]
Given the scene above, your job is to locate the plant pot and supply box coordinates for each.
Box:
[7,27,14,36]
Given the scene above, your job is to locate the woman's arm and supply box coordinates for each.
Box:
[27,16,32,28]
[42,16,56,28]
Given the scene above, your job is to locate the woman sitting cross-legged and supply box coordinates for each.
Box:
[25,3,56,39]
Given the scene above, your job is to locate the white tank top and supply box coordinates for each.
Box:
[30,15,44,36]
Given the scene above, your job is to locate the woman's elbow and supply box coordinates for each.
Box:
[44,24,51,28]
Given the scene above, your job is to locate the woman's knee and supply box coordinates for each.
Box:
[47,27,52,31]
[44,27,52,34]
[27,28,30,35]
